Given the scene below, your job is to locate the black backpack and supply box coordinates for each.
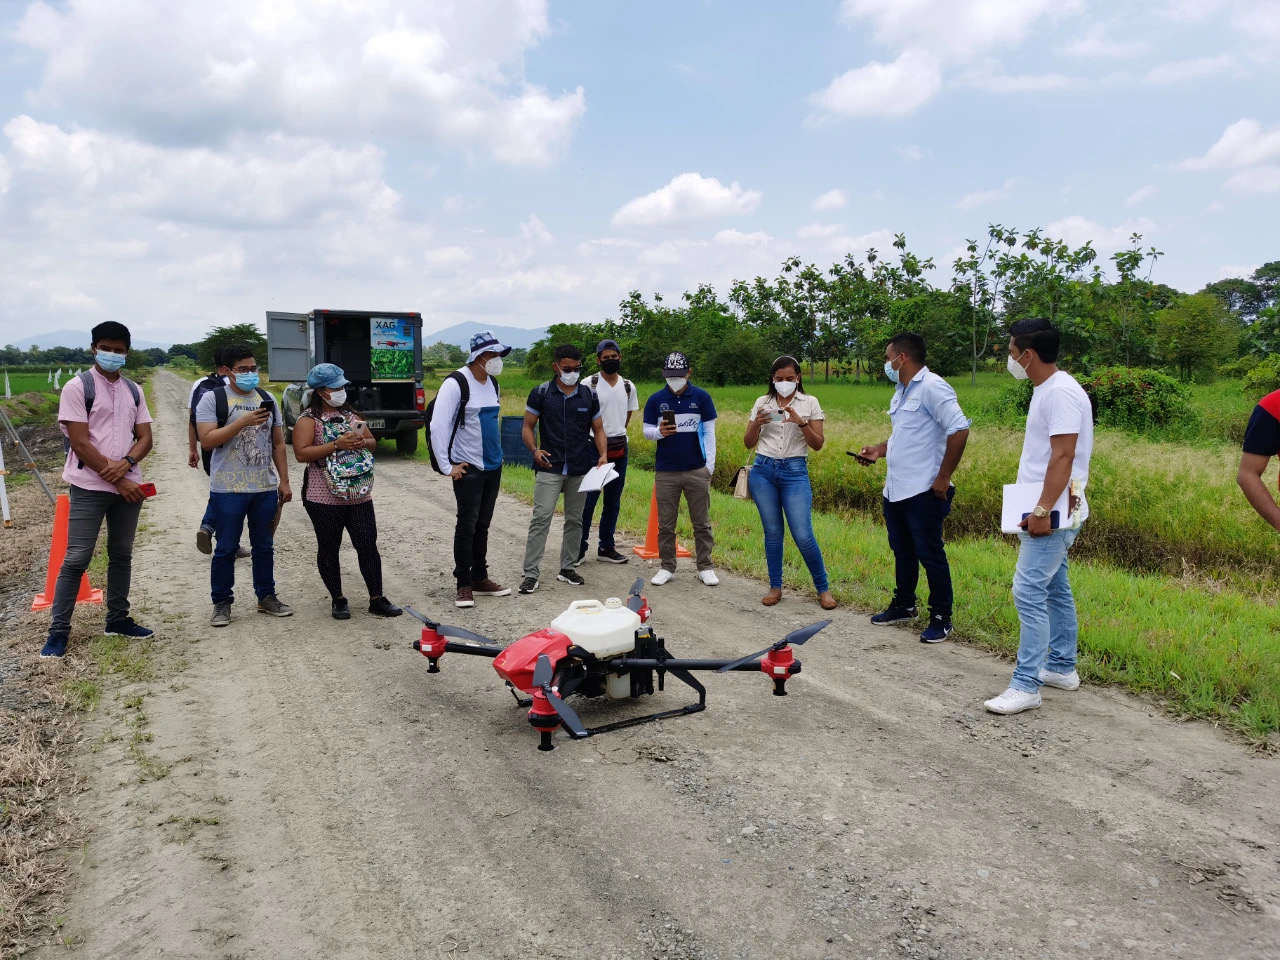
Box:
[426,371,499,474]
[63,370,142,467]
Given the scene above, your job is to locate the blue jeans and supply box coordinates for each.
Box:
[882,487,955,620]
[1010,526,1082,693]
[580,454,628,554]
[201,495,216,531]
[748,455,829,592]
[210,490,278,604]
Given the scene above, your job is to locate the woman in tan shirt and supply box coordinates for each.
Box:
[742,356,835,610]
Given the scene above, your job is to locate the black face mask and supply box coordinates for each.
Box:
[599,358,621,375]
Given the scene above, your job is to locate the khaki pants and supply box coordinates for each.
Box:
[654,468,713,572]
[523,471,587,579]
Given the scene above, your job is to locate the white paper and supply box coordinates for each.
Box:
[1000,483,1071,535]
[577,463,619,493]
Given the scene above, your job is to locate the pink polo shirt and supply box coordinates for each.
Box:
[59,367,153,493]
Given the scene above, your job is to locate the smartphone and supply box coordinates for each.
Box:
[1021,510,1061,529]
[846,450,874,466]
[661,410,675,426]
[769,410,784,423]
[139,482,157,498]
[258,401,271,411]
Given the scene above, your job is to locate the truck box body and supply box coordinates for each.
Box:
[267,309,426,454]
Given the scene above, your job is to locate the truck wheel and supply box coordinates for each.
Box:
[396,429,419,455]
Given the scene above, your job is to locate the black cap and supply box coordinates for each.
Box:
[596,338,620,356]
[662,351,690,375]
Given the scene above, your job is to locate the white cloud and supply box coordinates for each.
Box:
[1180,119,1280,170]
[1225,167,1280,194]
[958,62,1075,93]
[442,194,465,213]
[520,214,554,245]
[813,49,942,118]
[14,0,585,167]
[1044,215,1158,255]
[840,0,1071,64]
[1125,184,1158,207]
[797,223,843,240]
[812,189,847,211]
[954,178,1017,210]
[0,154,9,195]
[897,145,925,162]
[3,115,399,228]
[423,246,472,268]
[1062,24,1147,58]
[1144,55,1233,85]
[713,229,771,247]
[611,172,762,227]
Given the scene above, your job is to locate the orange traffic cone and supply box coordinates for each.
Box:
[632,484,691,559]
[32,493,103,611]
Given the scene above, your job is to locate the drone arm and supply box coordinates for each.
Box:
[613,657,765,673]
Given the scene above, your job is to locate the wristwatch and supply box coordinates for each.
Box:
[1030,504,1050,518]
[123,455,137,467]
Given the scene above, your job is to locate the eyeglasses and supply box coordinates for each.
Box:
[233,365,259,374]
[559,364,582,374]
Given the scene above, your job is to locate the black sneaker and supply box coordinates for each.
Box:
[870,604,917,625]
[518,577,539,595]
[556,568,585,586]
[210,602,232,628]
[196,525,214,555]
[332,597,351,620]
[257,595,294,618]
[369,596,403,618]
[597,548,629,564]
[920,616,952,644]
[40,632,69,659]
[571,549,587,567]
[104,618,155,639]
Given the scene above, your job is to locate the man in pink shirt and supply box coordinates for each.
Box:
[41,322,155,659]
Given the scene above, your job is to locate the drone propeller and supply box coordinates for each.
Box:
[403,606,496,646]
[625,577,645,613]
[716,619,832,673]
[533,653,588,738]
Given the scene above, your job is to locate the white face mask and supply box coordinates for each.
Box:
[324,389,347,407]
[1007,351,1030,380]
[665,377,687,393]
[484,357,504,376]
[558,369,580,386]
[774,380,797,398]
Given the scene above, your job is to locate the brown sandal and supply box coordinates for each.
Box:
[762,589,782,606]
[818,591,837,610]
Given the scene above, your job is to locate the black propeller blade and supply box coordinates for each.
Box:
[716,619,832,673]
[533,654,588,738]
[403,606,496,646]
[625,577,645,613]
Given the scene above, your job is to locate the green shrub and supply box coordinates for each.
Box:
[982,378,1033,425]
[1243,354,1280,396]
[1081,366,1194,431]
[1217,354,1260,380]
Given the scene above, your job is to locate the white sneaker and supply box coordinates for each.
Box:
[1039,668,1081,690]
[651,569,675,586]
[984,687,1042,715]
[698,569,720,586]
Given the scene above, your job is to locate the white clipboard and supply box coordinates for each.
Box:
[1000,483,1070,535]
[577,463,619,494]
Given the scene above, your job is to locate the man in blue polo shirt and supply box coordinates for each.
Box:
[518,344,607,594]
[643,351,719,586]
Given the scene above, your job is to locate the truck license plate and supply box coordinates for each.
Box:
[366,419,386,430]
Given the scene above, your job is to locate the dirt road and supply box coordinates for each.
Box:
[30,370,1279,959]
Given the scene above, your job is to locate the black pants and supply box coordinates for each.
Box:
[452,466,501,586]
[302,499,383,600]
[882,487,955,620]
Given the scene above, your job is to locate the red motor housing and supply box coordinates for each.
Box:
[418,626,447,659]
[493,628,572,693]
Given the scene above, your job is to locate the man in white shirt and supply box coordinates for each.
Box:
[857,333,970,643]
[428,331,513,608]
[577,339,639,565]
[985,317,1094,716]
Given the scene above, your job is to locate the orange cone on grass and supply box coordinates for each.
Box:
[32,493,102,611]
[632,484,691,559]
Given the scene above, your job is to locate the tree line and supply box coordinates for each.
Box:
[527,226,1278,386]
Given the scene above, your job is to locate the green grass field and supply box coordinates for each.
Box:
[413,367,1280,741]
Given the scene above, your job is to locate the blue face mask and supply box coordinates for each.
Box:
[96,350,127,372]
[884,359,899,384]
[235,372,260,391]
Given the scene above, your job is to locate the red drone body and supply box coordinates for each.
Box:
[405,579,827,751]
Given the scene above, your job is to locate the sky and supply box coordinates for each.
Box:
[0,0,1276,347]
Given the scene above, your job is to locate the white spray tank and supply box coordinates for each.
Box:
[550,598,640,700]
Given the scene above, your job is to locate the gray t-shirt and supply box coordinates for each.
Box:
[196,389,282,493]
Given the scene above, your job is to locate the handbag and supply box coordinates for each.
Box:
[732,462,753,500]
[316,414,375,501]
[606,435,628,461]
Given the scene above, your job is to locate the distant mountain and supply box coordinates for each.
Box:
[11,329,171,351]
[422,322,547,350]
